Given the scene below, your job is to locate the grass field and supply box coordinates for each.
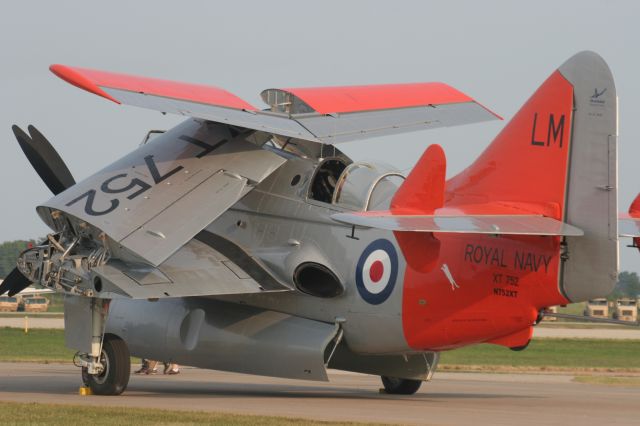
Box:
[438,338,640,371]
[0,402,369,426]
[1,327,639,372]
[573,376,640,386]
[0,328,75,362]
[557,302,586,316]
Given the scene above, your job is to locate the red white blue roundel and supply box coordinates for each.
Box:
[356,239,398,305]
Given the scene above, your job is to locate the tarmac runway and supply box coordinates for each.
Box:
[0,363,638,425]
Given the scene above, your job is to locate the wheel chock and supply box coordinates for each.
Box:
[79,386,93,396]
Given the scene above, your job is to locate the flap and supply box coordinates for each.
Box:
[332,212,584,236]
[91,234,292,299]
[37,120,286,266]
[51,65,500,144]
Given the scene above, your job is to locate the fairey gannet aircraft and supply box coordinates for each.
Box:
[2,51,637,395]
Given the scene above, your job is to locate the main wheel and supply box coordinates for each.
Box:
[380,376,422,395]
[82,335,130,395]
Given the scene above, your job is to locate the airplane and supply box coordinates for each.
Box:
[1,51,637,396]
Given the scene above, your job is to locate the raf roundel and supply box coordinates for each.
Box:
[356,239,399,305]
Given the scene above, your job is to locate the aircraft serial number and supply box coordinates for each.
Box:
[65,135,228,216]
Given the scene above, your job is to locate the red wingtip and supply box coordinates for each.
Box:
[49,64,121,104]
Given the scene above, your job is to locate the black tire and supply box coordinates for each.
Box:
[83,335,130,395]
[380,376,422,395]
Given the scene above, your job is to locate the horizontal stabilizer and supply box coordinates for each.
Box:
[50,65,500,144]
[331,212,584,236]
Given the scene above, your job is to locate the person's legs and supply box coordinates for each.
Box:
[134,358,149,374]
[146,360,159,374]
[166,363,180,375]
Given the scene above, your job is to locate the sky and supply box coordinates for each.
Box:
[1,0,639,272]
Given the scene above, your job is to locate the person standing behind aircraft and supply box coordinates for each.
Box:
[134,359,180,375]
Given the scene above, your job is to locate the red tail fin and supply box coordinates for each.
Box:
[445,71,574,219]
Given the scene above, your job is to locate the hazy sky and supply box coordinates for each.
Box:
[2,0,639,271]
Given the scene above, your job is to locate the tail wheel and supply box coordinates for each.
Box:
[82,335,130,395]
[380,376,422,395]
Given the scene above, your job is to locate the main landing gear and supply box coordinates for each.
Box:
[380,376,423,395]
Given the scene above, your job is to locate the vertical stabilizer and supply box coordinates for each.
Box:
[446,51,618,302]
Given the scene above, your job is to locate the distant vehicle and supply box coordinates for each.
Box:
[584,298,609,318]
[613,298,638,322]
[23,297,49,312]
[15,287,54,297]
[542,306,558,321]
[0,296,19,312]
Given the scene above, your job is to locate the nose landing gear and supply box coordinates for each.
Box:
[81,334,130,395]
[74,298,130,395]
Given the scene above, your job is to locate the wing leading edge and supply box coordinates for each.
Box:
[50,64,500,144]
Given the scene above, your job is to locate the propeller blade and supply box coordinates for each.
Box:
[12,124,76,195]
[0,267,32,297]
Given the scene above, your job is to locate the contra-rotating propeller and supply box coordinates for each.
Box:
[0,125,76,297]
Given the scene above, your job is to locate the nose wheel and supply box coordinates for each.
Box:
[81,335,130,395]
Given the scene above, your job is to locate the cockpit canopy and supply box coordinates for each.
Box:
[308,158,404,211]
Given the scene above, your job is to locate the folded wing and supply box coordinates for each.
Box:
[50,64,500,144]
[37,120,286,267]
